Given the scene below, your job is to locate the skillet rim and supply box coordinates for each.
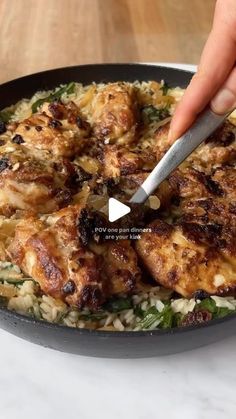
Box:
[1,305,236,338]
[0,62,195,89]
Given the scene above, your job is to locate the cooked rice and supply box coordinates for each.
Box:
[0,80,236,332]
[2,268,236,331]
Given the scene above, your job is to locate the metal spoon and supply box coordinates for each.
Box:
[129,108,231,204]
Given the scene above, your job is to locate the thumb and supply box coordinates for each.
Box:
[211,66,236,114]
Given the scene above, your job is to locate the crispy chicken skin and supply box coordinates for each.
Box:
[212,165,236,200]
[8,205,142,307]
[0,100,92,215]
[189,120,236,170]
[102,145,144,178]
[181,166,236,228]
[1,80,236,309]
[13,101,90,158]
[170,165,236,227]
[136,220,236,297]
[8,205,105,309]
[206,120,236,148]
[0,149,72,215]
[92,83,138,144]
[90,240,142,295]
[181,198,236,228]
[153,120,236,171]
[102,241,142,295]
[169,167,224,200]
[154,122,170,162]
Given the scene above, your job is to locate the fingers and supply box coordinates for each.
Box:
[211,66,236,114]
[168,0,236,143]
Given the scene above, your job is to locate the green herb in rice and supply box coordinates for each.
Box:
[103,296,133,313]
[160,81,170,95]
[141,105,170,124]
[0,108,15,123]
[31,82,76,113]
[0,262,32,285]
[196,298,236,319]
[3,277,236,331]
[0,79,235,333]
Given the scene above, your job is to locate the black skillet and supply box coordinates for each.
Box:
[0,64,235,358]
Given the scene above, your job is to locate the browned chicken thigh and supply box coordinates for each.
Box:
[0,147,72,215]
[8,205,105,309]
[102,144,144,178]
[8,204,142,308]
[136,220,236,298]
[100,240,142,295]
[92,82,138,144]
[189,120,236,170]
[13,101,90,158]
[1,79,236,315]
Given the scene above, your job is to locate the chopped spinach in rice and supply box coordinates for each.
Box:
[1,262,235,331]
[0,79,235,332]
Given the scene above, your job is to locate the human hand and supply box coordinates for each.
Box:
[169,0,236,143]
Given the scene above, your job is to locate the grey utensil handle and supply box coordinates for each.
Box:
[130,108,229,204]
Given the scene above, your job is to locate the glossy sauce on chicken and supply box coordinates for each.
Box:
[0,80,235,312]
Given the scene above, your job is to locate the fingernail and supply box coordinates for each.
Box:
[211,88,236,114]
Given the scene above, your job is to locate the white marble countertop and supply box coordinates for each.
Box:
[1,63,236,419]
[0,330,236,419]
